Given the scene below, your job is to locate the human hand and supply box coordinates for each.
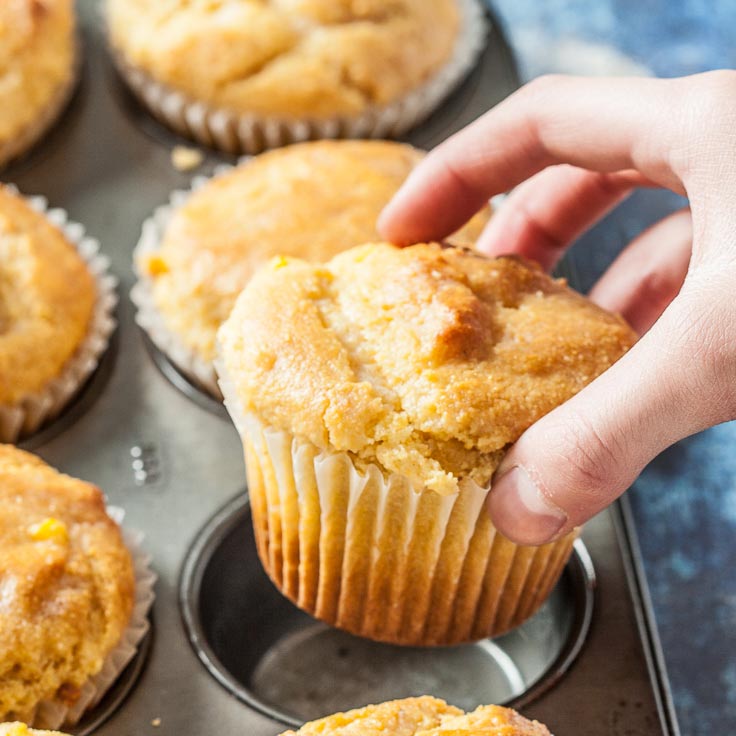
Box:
[379,72,736,545]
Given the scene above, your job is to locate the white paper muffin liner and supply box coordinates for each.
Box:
[0,35,80,169]
[6,508,156,730]
[130,162,240,399]
[107,0,487,153]
[0,189,118,443]
[217,366,576,646]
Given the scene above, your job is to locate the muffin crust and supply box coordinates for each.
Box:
[0,725,69,736]
[107,0,459,118]
[141,141,488,364]
[0,446,135,719]
[279,697,462,736]
[278,698,551,735]
[218,243,637,495]
[0,185,96,406]
[0,0,75,161]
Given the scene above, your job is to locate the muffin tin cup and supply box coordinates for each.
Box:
[0,34,81,169]
[0,190,118,443]
[130,162,243,400]
[180,493,594,728]
[107,0,487,155]
[217,365,577,646]
[7,508,156,731]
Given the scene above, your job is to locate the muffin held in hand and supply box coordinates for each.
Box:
[105,0,484,152]
[134,140,488,397]
[0,446,135,727]
[278,697,552,735]
[0,0,77,168]
[217,243,636,645]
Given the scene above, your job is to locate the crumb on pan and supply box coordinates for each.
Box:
[171,145,204,171]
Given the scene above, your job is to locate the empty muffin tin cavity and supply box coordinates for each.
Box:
[180,495,595,728]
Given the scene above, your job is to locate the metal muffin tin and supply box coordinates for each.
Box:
[179,496,594,728]
[8,1,679,734]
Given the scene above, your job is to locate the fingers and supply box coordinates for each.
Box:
[475,166,650,269]
[590,208,693,334]
[379,74,688,245]
[486,295,731,545]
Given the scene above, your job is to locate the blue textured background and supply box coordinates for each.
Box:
[487,2,736,732]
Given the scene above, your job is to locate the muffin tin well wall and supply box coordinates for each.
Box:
[5,1,677,735]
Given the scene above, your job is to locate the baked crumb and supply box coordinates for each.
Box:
[171,145,203,172]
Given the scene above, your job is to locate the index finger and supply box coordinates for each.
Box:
[379,74,689,245]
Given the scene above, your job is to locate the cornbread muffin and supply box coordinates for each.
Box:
[135,141,489,395]
[0,185,115,443]
[0,186,95,408]
[278,698,552,736]
[0,445,135,723]
[0,725,70,736]
[105,0,484,152]
[0,0,77,167]
[107,0,458,117]
[218,243,636,645]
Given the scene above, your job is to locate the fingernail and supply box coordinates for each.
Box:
[489,466,568,545]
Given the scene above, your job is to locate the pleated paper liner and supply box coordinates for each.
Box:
[0,190,118,443]
[218,378,577,647]
[130,164,240,400]
[107,0,487,154]
[4,508,156,730]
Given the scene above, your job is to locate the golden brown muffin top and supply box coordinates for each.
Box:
[0,0,75,146]
[218,243,637,494]
[278,699,551,735]
[279,697,462,736]
[106,0,459,118]
[419,705,552,735]
[140,141,488,365]
[0,185,96,406]
[0,446,135,718]
[0,724,69,736]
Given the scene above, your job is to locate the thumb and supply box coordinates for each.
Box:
[487,295,732,545]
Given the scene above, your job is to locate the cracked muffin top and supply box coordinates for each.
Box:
[218,242,637,495]
[0,445,134,719]
[105,0,460,118]
[278,698,552,735]
[0,185,96,406]
[139,140,489,365]
[0,0,75,153]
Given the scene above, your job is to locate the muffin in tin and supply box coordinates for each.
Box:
[0,0,77,168]
[105,0,486,152]
[0,725,70,736]
[0,185,116,442]
[0,446,135,727]
[217,242,637,646]
[278,696,552,735]
[133,140,489,397]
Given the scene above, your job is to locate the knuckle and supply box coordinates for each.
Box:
[668,279,736,421]
[674,71,736,170]
[695,70,736,109]
[543,410,624,499]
